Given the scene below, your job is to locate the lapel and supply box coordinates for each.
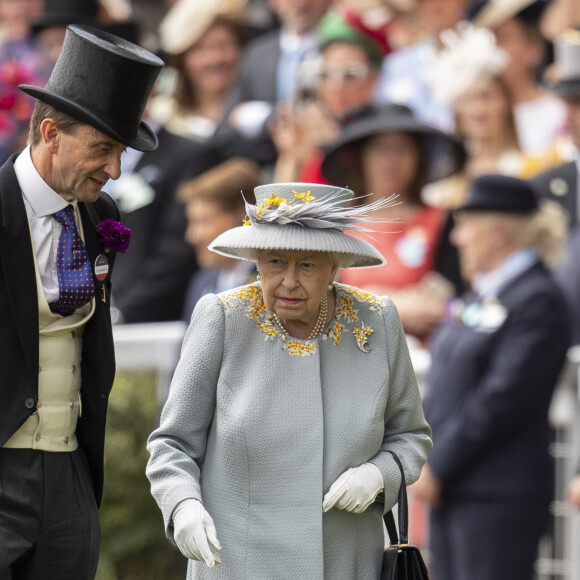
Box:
[0,155,39,375]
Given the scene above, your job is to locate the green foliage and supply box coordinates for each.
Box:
[96,371,185,580]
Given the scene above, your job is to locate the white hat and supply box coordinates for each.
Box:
[209,183,395,268]
[159,0,246,55]
[425,22,508,105]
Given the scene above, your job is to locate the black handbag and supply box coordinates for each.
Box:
[381,451,429,580]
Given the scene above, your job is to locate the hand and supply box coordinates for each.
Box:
[172,499,221,567]
[567,474,580,508]
[323,463,384,514]
[408,464,442,508]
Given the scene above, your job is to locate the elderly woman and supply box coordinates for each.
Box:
[146,182,432,579]
[412,174,570,580]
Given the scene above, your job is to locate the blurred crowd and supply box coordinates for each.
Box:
[4,0,580,574]
[4,0,580,336]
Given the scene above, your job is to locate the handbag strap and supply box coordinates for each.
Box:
[384,450,408,546]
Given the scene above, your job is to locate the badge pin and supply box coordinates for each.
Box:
[549,177,569,197]
[94,254,109,282]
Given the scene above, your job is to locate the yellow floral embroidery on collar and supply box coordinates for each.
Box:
[218,283,386,356]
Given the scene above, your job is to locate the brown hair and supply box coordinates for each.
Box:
[455,74,521,151]
[343,132,427,207]
[168,15,245,112]
[28,101,80,146]
[178,157,261,214]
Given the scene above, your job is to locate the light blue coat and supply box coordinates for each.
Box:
[146,282,432,579]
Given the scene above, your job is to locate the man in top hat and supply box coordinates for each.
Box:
[0,24,163,579]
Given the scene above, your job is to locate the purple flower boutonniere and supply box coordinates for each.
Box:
[97,219,132,253]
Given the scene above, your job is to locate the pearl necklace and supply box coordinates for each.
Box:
[272,292,329,340]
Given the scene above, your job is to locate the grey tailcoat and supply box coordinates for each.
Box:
[146,282,432,579]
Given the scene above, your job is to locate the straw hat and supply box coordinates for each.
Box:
[159,0,246,55]
[321,103,466,186]
[209,183,394,268]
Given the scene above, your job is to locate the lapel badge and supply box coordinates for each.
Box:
[94,254,109,281]
[549,177,569,197]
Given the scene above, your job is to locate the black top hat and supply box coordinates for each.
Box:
[20,25,163,151]
[31,0,99,33]
[455,174,539,213]
[321,104,466,187]
[545,29,580,97]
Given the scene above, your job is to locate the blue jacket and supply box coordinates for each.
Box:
[424,261,569,503]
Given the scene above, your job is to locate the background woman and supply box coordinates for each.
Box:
[321,102,466,340]
[424,22,561,209]
[412,174,570,580]
[146,182,432,579]
[151,0,245,142]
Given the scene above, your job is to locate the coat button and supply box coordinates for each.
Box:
[25,398,35,409]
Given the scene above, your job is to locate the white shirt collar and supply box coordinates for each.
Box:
[14,145,73,217]
[279,28,317,54]
[472,248,539,298]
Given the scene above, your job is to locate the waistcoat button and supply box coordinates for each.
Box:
[35,433,41,441]
[64,436,69,444]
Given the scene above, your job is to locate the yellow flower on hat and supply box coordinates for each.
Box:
[265,193,288,207]
[293,189,315,203]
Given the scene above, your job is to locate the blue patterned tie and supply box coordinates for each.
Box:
[50,205,95,316]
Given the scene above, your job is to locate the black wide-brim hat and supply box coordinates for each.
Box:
[454,174,538,213]
[321,104,466,187]
[20,25,164,151]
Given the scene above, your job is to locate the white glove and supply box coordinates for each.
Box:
[172,498,221,567]
[323,463,384,514]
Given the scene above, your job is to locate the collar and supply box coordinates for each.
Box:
[472,248,539,298]
[14,145,75,217]
[279,28,317,54]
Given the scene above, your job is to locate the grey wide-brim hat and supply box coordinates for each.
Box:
[209,183,390,268]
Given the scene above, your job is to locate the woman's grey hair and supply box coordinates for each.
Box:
[251,249,356,269]
[28,101,80,146]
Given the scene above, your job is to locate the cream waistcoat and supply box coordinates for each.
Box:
[4,216,95,451]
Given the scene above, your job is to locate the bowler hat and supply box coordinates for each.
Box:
[20,25,164,151]
[321,104,466,186]
[455,174,538,213]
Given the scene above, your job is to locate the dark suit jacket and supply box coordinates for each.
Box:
[0,154,119,505]
[423,262,569,503]
[530,160,578,228]
[110,128,200,323]
[227,30,280,107]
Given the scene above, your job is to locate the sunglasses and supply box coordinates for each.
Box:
[319,64,373,84]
